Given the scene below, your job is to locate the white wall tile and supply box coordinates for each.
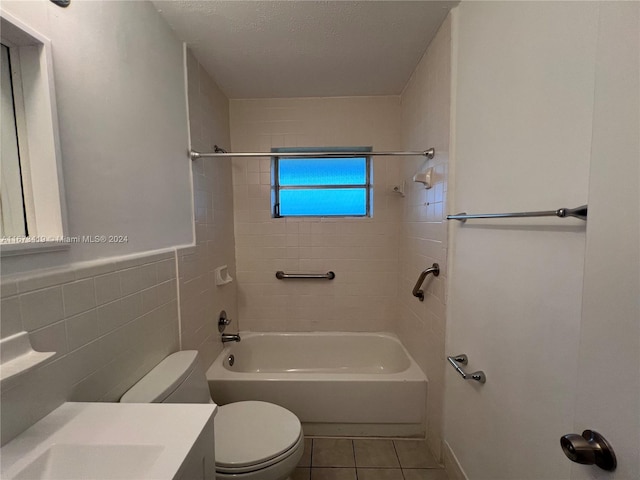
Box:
[94,272,121,306]
[177,50,238,368]
[17,269,75,294]
[120,293,144,324]
[230,96,402,332]
[65,309,99,352]
[62,278,96,317]
[0,296,22,339]
[119,267,143,296]
[398,14,452,461]
[29,321,68,362]
[156,259,175,283]
[1,279,18,298]
[96,299,125,336]
[20,286,65,331]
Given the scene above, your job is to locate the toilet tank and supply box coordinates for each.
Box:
[120,350,212,404]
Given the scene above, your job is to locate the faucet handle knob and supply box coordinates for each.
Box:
[218,310,232,332]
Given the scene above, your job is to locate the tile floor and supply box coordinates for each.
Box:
[293,438,448,480]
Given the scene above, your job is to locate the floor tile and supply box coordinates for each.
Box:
[357,468,404,480]
[312,439,355,467]
[299,438,312,467]
[393,440,440,468]
[402,469,449,480]
[311,468,357,480]
[353,439,400,468]
[293,468,311,480]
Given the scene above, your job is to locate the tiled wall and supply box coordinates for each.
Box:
[0,250,179,445]
[177,50,238,369]
[229,97,402,332]
[398,15,452,460]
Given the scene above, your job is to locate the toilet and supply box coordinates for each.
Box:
[120,350,304,480]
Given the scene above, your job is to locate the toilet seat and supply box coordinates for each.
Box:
[215,401,303,474]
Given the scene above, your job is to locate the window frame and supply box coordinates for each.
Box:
[0,10,69,256]
[271,147,372,218]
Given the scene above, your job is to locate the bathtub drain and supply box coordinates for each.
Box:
[228,354,235,367]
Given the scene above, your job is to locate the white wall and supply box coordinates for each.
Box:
[0,0,193,275]
[398,14,451,460]
[571,3,639,479]
[230,97,402,332]
[177,49,238,369]
[444,2,600,479]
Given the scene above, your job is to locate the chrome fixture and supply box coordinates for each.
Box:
[227,354,235,367]
[446,354,486,383]
[276,271,336,280]
[221,333,241,343]
[560,430,616,471]
[218,310,232,333]
[191,147,435,160]
[50,0,70,7]
[412,263,439,301]
[447,204,588,222]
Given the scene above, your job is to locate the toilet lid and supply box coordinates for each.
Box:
[215,401,302,470]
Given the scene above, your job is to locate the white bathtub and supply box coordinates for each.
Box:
[206,332,427,437]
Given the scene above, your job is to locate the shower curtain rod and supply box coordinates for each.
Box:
[189,146,435,161]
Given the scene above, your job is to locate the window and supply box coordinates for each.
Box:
[272,147,372,217]
[1,43,27,237]
[0,11,67,255]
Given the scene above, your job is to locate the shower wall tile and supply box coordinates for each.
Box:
[179,50,238,369]
[230,96,402,333]
[0,250,179,446]
[399,14,452,462]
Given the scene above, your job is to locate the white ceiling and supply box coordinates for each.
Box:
[153,1,458,98]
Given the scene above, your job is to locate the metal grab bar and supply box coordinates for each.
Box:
[412,263,440,301]
[447,354,486,383]
[447,204,588,222]
[275,271,336,280]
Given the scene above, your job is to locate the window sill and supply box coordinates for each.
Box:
[0,240,71,257]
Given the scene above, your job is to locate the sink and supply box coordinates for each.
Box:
[1,403,217,480]
[13,444,164,480]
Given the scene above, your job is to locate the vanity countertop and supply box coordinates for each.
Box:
[0,402,217,480]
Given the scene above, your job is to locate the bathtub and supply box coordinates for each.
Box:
[206,332,427,437]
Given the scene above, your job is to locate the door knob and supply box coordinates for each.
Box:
[560,430,616,471]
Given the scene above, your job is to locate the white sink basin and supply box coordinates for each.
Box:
[13,444,164,480]
[1,403,217,480]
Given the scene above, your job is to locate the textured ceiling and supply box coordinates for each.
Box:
[153,1,458,98]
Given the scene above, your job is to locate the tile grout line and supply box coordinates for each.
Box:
[391,440,407,480]
[310,438,314,480]
[304,438,448,480]
[352,439,358,480]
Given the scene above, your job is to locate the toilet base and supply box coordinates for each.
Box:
[215,433,304,480]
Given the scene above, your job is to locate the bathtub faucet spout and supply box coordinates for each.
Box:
[221,333,241,343]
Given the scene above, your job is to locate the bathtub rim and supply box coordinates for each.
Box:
[206,331,427,382]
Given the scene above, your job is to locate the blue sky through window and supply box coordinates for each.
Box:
[275,155,369,216]
[279,188,367,216]
[278,158,366,186]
